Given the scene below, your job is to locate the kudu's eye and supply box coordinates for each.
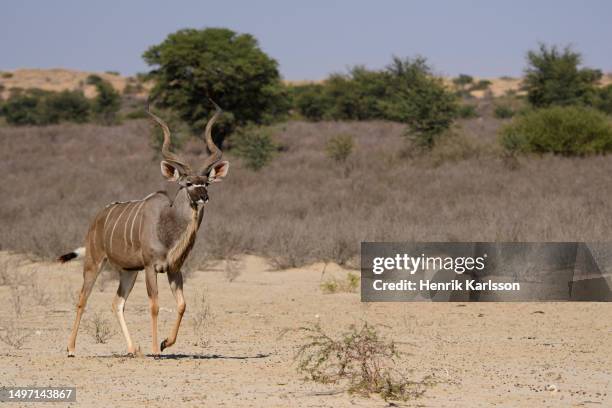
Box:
[185,181,193,187]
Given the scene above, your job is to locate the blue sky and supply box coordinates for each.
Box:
[1,0,610,80]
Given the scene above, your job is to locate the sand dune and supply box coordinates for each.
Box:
[2,68,611,101]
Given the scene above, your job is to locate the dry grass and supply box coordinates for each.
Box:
[85,311,115,344]
[0,321,31,350]
[2,114,612,268]
[191,290,213,347]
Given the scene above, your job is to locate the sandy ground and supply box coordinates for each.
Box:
[0,251,610,407]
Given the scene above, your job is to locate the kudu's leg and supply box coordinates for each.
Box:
[67,257,103,357]
[145,266,161,355]
[111,270,138,355]
[160,271,185,352]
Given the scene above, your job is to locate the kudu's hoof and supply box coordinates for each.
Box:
[160,339,168,352]
[126,352,135,358]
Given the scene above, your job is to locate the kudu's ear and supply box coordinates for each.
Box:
[207,161,230,183]
[160,160,187,182]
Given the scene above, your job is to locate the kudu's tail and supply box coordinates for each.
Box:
[57,247,86,263]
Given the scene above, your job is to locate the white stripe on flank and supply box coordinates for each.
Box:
[130,201,145,248]
[102,205,118,251]
[123,202,137,248]
[109,203,130,255]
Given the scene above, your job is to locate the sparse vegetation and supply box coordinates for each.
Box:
[0,322,31,350]
[290,322,432,401]
[500,106,612,155]
[85,312,114,344]
[320,272,359,294]
[191,290,213,347]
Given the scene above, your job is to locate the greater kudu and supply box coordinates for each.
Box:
[58,102,229,356]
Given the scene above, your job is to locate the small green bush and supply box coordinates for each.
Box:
[326,133,354,163]
[494,105,515,119]
[1,72,13,79]
[229,125,279,170]
[500,106,612,155]
[457,104,478,119]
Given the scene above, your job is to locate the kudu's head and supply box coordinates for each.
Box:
[147,101,230,206]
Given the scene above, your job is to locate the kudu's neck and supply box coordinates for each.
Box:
[167,188,203,272]
[172,187,198,221]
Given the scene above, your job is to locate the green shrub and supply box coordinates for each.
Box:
[44,90,90,123]
[2,93,41,125]
[229,125,278,170]
[381,57,458,148]
[494,105,515,119]
[2,89,90,125]
[87,75,120,125]
[105,71,120,76]
[523,44,601,108]
[326,133,354,163]
[1,72,13,79]
[457,104,478,119]
[500,106,612,155]
[143,27,288,145]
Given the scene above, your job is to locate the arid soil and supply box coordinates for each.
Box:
[0,251,610,407]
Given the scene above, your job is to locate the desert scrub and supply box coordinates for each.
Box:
[289,322,432,401]
[191,290,213,347]
[500,106,612,155]
[86,312,114,344]
[320,272,359,294]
